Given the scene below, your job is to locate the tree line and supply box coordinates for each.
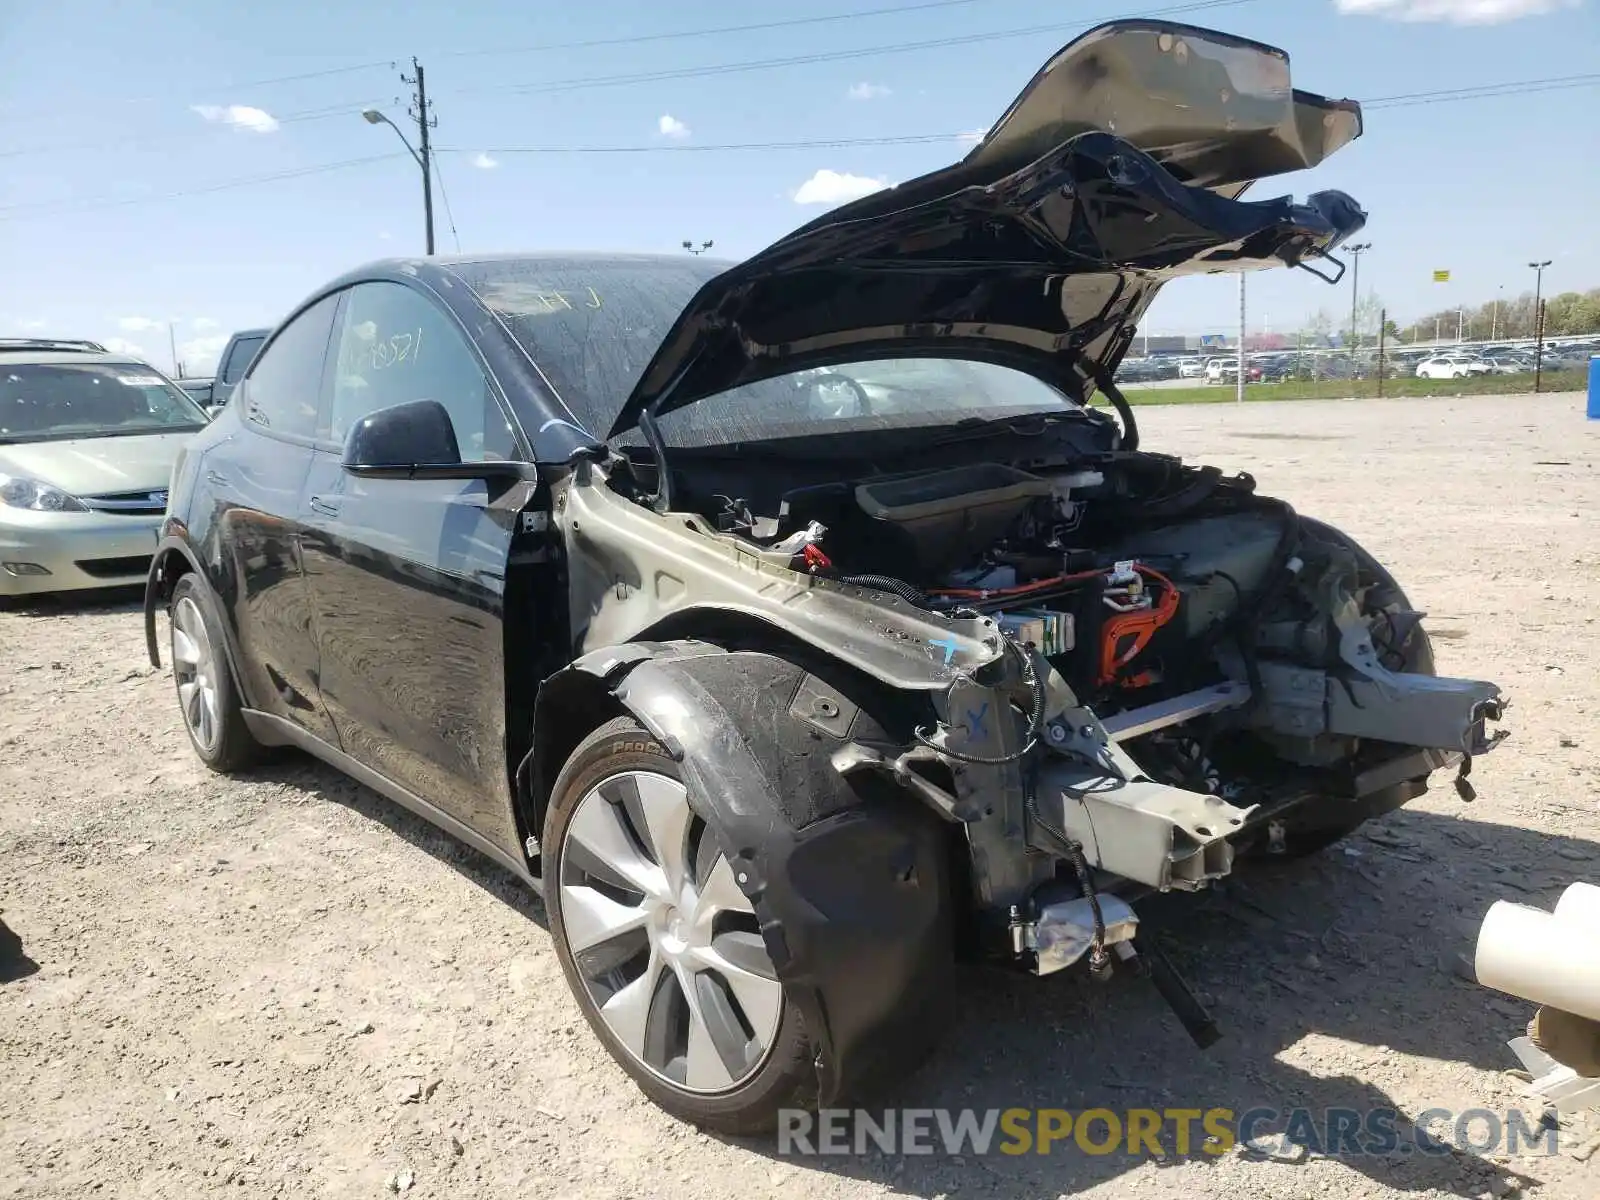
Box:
[1297,286,1600,346]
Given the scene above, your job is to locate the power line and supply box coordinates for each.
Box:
[0,154,408,221]
[0,97,399,161]
[438,73,1600,155]
[431,160,465,254]
[0,61,396,122]
[446,0,1257,97]
[440,0,1003,58]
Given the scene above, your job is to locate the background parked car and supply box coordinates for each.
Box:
[1415,353,1488,379]
[1,339,212,596]
[1177,357,1207,378]
[210,328,270,407]
[175,376,216,407]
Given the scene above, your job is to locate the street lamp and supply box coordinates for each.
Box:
[1529,259,1552,391]
[1345,242,1371,353]
[363,107,434,256]
[683,239,714,255]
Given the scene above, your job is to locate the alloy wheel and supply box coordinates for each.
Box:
[171,596,221,753]
[558,770,784,1094]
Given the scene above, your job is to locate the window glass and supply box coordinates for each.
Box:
[242,300,338,439]
[0,363,209,443]
[221,335,266,384]
[327,282,515,461]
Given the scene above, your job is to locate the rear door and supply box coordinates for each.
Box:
[196,298,341,743]
[296,280,529,854]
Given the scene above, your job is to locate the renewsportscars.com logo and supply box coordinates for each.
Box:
[777,1107,1563,1159]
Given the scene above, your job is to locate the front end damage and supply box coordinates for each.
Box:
[524,17,1509,1101]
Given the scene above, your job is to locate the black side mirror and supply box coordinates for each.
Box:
[342,399,525,481]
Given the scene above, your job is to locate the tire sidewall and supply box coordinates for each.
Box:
[169,574,252,771]
[543,718,815,1132]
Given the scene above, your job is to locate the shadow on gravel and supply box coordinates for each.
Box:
[0,584,144,618]
[247,751,548,932]
[0,917,41,983]
[717,807,1597,1198]
[235,739,1595,1197]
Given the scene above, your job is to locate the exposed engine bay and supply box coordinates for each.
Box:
[574,436,1509,1006]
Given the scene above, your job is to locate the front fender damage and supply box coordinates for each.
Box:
[544,642,953,1107]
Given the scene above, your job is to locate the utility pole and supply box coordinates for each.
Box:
[1377,307,1387,399]
[168,322,180,377]
[407,59,436,256]
[1529,259,1551,390]
[1236,273,1246,404]
[1346,242,1371,353]
[362,63,436,255]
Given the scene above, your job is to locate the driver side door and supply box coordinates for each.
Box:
[296,280,530,856]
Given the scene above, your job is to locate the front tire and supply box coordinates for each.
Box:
[544,717,816,1134]
[168,574,262,773]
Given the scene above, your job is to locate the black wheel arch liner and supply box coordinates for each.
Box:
[142,537,252,705]
[537,639,954,1106]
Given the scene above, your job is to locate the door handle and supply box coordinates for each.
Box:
[205,469,229,486]
[308,495,342,517]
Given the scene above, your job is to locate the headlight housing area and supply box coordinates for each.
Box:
[0,474,90,512]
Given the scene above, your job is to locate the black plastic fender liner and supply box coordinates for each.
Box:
[555,641,954,1105]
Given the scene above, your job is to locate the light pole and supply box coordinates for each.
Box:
[1346,242,1371,353]
[363,106,434,256]
[1530,259,1552,391]
[683,239,714,255]
[1491,285,1503,342]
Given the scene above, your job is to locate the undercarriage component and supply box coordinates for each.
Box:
[1033,704,1257,892]
[1099,681,1251,742]
[1024,891,1139,976]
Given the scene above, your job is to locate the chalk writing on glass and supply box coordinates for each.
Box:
[369,327,424,371]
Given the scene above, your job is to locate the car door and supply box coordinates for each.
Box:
[197,295,341,744]
[296,280,528,853]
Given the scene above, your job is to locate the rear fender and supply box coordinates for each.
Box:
[540,641,953,1105]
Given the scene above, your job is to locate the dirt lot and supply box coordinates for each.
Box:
[3,391,1598,1200]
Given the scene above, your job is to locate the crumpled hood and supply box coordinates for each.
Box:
[607,19,1366,438]
[0,432,191,497]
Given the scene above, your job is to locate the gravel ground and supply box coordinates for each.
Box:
[3,391,1598,1200]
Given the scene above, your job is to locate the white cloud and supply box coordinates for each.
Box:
[657,114,690,139]
[794,168,890,205]
[190,317,219,330]
[955,128,987,145]
[1333,0,1577,23]
[378,230,393,241]
[102,337,151,359]
[177,334,230,374]
[20,318,47,331]
[191,104,280,133]
[117,316,162,333]
[847,82,891,101]
[470,152,499,170]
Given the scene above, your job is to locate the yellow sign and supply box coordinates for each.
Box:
[1433,270,1451,283]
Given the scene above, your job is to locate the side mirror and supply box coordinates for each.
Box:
[342,399,525,481]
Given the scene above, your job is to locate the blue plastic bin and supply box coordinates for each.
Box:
[1589,356,1600,420]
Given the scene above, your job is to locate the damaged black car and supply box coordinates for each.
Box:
[144,19,1507,1133]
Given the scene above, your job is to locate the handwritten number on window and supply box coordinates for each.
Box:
[368,327,424,371]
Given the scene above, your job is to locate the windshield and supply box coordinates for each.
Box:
[455,256,1074,447]
[0,362,210,443]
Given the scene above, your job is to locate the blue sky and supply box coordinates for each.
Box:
[1,0,1596,373]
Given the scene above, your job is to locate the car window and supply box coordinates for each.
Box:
[242,299,338,440]
[221,335,266,384]
[0,362,209,443]
[325,281,516,461]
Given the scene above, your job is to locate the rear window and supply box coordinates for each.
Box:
[221,335,266,384]
[0,362,209,443]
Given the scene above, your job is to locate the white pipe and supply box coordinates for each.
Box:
[1473,900,1600,1022]
[1555,882,1600,926]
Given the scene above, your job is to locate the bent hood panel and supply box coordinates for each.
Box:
[607,20,1364,438]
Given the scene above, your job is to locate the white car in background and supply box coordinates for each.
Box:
[1177,357,1207,379]
[1415,354,1489,380]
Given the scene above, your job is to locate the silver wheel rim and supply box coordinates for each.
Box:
[558,770,783,1094]
[171,596,221,754]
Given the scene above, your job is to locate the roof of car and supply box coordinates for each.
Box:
[0,348,152,368]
